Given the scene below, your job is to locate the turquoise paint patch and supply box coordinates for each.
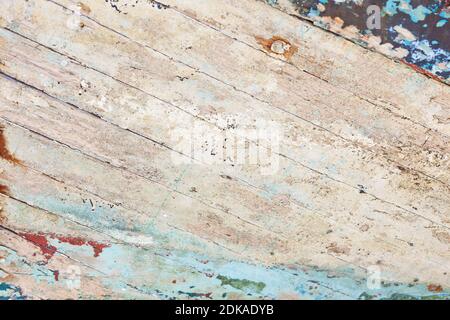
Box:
[439,11,450,19]
[12,193,450,300]
[383,1,432,22]
[383,0,400,16]
[167,250,450,300]
[4,236,450,300]
[404,5,432,23]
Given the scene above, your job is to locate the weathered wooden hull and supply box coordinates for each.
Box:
[0,0,449,300]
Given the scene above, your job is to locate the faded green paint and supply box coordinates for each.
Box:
[217,275,266,293]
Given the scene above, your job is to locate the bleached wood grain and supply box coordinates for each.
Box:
[0,0,448,299]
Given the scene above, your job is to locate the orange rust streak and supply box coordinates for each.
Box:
[0,126,21,165]
[255,35,298,60]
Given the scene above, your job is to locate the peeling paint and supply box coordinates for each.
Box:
[18,232,110,260]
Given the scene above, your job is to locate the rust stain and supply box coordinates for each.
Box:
[255,35,298,60]
[0,184,10,196]
[427,284,443,292]
[401,61,444,83]
[0,126,21,165]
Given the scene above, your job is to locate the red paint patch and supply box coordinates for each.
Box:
[55,235,87,246]
[52,270,60,281]
[19,232,57,260]
[54,235,110,257]
[19,232,110,260]
[87,240,109,257]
